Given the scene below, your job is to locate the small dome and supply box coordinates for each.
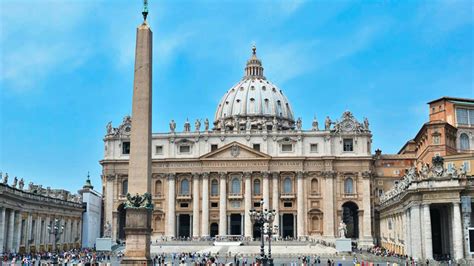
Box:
[214,46,295,131]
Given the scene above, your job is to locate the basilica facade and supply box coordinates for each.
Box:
[101,47,375,247]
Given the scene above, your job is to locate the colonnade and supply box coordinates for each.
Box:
[381,202,464,261]
[0,207,82,253]
[165,171,306,238]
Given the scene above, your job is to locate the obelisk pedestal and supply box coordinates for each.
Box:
[121,15,153,265]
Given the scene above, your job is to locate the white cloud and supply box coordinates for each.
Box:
[279,0,307,16]
[259,21,389,84]
[0,1,97,92]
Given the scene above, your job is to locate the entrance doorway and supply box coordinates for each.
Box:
[342,201,359,238]
[282,214,294,238]
[230,214,242,235]
[117,204,126,240]
[210,223,219,237]
[430,204,451,260]
[178,214,191,238]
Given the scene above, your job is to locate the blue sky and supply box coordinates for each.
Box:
[1,0,472,192]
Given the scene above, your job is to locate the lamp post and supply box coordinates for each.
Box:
[266,224,278,265]
[249,200,276,266]
[47,218,64,258]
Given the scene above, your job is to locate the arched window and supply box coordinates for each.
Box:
[231,178,241,194]
[180,179,189,195]
[211,179,219,196]
[311,178,319,194]
[253,179,261,195]
[155,180,162,196]
[283,177,292,193]
[344,178,354,194]
[460,133,470,150]
[122,180,128,195]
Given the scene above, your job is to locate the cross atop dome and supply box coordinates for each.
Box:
[245,44,265,79]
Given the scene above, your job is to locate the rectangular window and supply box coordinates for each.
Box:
[253,144,261,152]
[283,202,293,208]
[211,202,218,208]
[253,202,261,208]
[180,203,189,208]
[155,145,163,155]
[447,162,454,171]
[179,145,191,153]
[463,161,471,172]
[470,109,474,125]
[122,141,130,154]
[456,108,469,125]
[281,144,293,152]
[211,144,218,152]
[378,189,383,197]
[310,144,318,153]
[343,139,353,152]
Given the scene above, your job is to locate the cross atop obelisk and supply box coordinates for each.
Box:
[121,2,153,265]
[142,0,149,21]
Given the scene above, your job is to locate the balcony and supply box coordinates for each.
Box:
[280,193,295,199]
[228,193,243,199]
[176,193,192,200]
[342,193,357,199]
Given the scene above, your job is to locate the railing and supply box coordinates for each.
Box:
[228,193,243,199]
[280,193,295,199]
[176,193,192,200]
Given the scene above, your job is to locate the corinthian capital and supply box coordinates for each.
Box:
[168,173,176,180]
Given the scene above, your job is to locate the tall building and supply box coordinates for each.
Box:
[101,46,375,247]
[376,97,474,262]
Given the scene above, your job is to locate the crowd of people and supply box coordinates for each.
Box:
[1,248,113,265]
[151,252,335,265]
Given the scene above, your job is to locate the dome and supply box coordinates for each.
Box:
[214,46,295,131]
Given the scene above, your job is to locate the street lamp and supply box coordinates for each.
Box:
[47,218,64,253]
[266,224,278,264]
[249,200,276,266]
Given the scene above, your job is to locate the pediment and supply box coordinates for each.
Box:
[200,142,271,160]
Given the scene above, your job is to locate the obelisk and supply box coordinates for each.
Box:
[122,1,153,265]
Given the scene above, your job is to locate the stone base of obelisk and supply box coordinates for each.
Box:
[121,208,152,265]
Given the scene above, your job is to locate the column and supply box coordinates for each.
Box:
[323,172,335,238]
[244,172,252,237]
[272,172,280,234]
[296,171,304,238]
[361,177,372,243]
[36,216,42,247]
[106,175,116,242]
[44,217,50,246]
[452,202,463,260]
[201,173,209,237]
[7,210,14,252]
[422,204,433,260]
[14,211,21,252]
[166,174,176,237]
[410,205,422,260]
[0,207,5,253]
[262,172,270,210]
[219,172,227,236]
[25,213,32,251]
[192,173,200,238]
[405,209,411,256]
